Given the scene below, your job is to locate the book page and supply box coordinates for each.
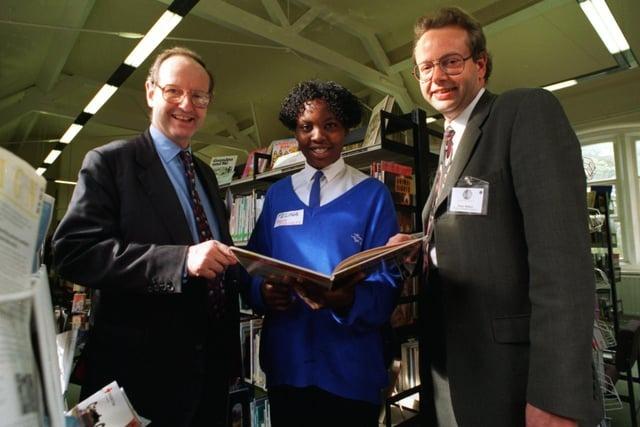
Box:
[333,237,423,277]
[32,269,65,427]
[69,381,143,427]
[0,147,46,294]
[231,247,333,289]
[0,295,41,427]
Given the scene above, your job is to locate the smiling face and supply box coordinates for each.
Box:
[414,26,486,121]
[294,99,347,170]
[145,55,210,149]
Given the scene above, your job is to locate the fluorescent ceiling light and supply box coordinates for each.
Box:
[43,149,62,165]
[84,84,118,114]
[60,124,83,144]
[543,79,578,92]
[118,32,144,39]
[35,167,47,176]
[124,11,182,67]
[54,179,77,186]
[579,0,630,54]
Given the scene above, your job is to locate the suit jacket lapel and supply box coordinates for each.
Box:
[135,130,193,245]
[435,91,496,210]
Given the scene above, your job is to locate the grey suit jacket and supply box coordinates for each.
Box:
[52,130,242,427]
[421,89,601,426]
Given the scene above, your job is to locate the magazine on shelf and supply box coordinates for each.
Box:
[241,148,269,178]
[362,95,395,147]
[209,155,237,185]
[267,138,298,170]
[231,235,423,290]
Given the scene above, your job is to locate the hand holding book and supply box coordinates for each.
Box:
[293,272,366,312]
[261,280,294,311]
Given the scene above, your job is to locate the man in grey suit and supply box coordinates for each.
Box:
[52,47,241,426]
[390,7,600,427]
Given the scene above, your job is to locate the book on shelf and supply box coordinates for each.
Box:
[267,138,298,170]
[209,155,237,185]
[231,235,423,290]
[229,190,265,244]
[228,385,251,427]
[240,318,265,388]
[241,148,269,178]
[371,161,415,207]
[362,95,395,147]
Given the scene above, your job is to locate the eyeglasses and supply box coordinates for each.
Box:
[154,83,211,108]
[412,54,473,82]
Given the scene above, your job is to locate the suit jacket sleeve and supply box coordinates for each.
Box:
[52,147,187,293]
[509,89,595,418]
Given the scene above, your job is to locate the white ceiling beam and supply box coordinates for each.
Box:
[296,0,391,72]
[11,112,40,143]
[162,0,413,111]
[292,0,395,73]
[217,112,257,149]
[389,58,414,75]
[36,0,97,92]
[290,6,324,33]
[261,0,290,27]
[290,0,412,106]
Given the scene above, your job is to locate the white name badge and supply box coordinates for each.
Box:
[274,209,304,227]
[449,187,485,214]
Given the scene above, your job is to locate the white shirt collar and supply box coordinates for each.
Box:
[446,87,485,140]
[300,157,346,183]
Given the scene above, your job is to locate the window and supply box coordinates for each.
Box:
[578,128,640,268]
[582,142,616,181]
[581,141,622,259]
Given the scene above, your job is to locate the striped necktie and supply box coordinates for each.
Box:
[423,126,455,269]
[178,150,225,318]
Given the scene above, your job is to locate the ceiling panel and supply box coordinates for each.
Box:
[0,0,637,192]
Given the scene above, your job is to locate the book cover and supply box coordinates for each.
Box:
[231,236,423,290]
[241,148,269,178]
[267,138,298,170]
[383,172,414,206]
[209,155,238,185]
[68,381,147,427]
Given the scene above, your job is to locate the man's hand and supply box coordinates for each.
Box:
[186,240,237,279]
[261,281,293,311]
[526,403,577,427]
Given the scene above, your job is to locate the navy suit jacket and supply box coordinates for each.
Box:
[53,129,241,426]
[421,89,601,426]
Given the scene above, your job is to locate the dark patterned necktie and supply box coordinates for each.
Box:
[178,150,225,318]
[423,126,455,269]
[309,170,323,208]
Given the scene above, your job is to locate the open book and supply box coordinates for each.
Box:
[231,235,423,290]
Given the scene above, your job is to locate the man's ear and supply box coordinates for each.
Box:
[475,54,487,81]
[145,81,155,108]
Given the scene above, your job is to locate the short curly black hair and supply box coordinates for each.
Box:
[278,80,362,131]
